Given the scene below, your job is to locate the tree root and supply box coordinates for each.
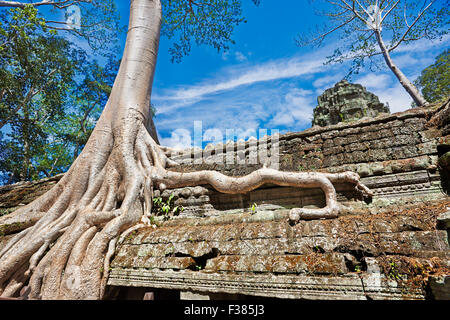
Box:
[0,120,372,300]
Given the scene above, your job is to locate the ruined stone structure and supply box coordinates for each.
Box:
[1,100,449,300]
[312,80,390,127]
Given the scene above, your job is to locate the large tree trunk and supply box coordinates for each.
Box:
[0,0,372,300]
[0,0,163,300]
[375,30,428,107]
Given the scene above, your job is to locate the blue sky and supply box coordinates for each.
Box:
[56,1,450,149]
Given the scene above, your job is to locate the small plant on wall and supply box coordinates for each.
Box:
[250,202,258,215]
[152,193,184,220]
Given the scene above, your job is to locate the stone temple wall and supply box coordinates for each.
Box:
[104,101,449,300]
[1,100,449,300]
[157,101,449,218]
[2,101,446,217]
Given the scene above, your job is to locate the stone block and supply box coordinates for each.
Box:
[417,141,438,155]
[345,143,368,153]
[205,253,348,275]
[333,136,346,146]
[356,163,372,177]
[180,291,210,300]
[420,129,442,142]
[345,134,361,144]
[321,130,340,140]
[369,163,387,175]
[404,117,426,130]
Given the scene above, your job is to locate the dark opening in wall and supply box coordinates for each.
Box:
[437,143,450,195]
[105,286,181,300]
[104,285,283,300]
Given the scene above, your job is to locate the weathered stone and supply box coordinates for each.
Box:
[438,150,450,170]
[107,268,424,300]
[312,80,390,127]
[356,163,372,177]
[180,291,210,300]
[204,253,348,275]
[417,141,438,155]
[1,100,450,300]
[420,129,442,142]
[0,174,62,217]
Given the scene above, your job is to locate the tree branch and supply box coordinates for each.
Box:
[0,0,76,8]
[403,2,411,28]
[354,0,372,17]
[388,0,436,52]
[299,15,356,46]
[381,0,401,23]
[340,0,369,24]
[46,25,84,37]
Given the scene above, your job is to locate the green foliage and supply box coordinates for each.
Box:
[193,265,203,271]
[152,193,184,218]
[0,6,79,183]
[0,7,119,184]
[161,0,260,63]
[414,49,450,103]
[58,58,119,162]
[250,202,257,214]
[73,0,125,54]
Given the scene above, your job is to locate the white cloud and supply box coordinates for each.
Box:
[235,51,247,62]
[153,37,447,147]
[153,53,326,114]
[356,73,392,90]
[159,128,192,150]
[373,84,413,113]
[393,54,421,69]
[268,87,315,127]
[393,35,450,54]
[270,113,295,126]
[312,74,344,89]
[353,73,413,112]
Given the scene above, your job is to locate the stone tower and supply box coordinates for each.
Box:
[312,79,390,127]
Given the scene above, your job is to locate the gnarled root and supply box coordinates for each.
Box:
[0,118,372,300]
[151,166,372,223]
[0,114,150,299]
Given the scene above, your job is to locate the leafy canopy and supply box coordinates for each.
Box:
[0,0,125,55]
[0,6,119,184]
[162,0,260,62]
[414,49,450,103]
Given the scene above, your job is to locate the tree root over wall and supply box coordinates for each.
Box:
[0,115,372,299]
[0,0,373,300]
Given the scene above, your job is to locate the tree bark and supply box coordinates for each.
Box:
[375,30,428,107]
[0,0,163,300]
